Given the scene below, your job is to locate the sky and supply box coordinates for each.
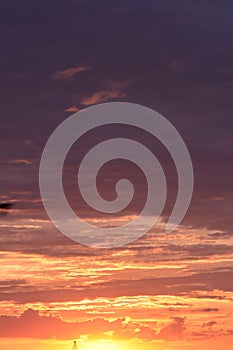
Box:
[0,0,233,349]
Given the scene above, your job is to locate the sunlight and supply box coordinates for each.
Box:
[82,340,124,350]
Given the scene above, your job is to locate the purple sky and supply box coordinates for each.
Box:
[1,0,233,234]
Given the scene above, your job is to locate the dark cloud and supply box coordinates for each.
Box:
[203,321,217,328]
[0,269,232,304]
[0,308,197,341]
[0,308,125,339]
[0,308,161,340]
[202,308,219,313]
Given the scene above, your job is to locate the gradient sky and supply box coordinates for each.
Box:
[0,0,233,349]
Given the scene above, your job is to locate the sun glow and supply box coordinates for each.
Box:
[82,340,124,350]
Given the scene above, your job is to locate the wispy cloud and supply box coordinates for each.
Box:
[80,80,129,106]
[52,66,92,81]
[9,159,32,165]
[64,106,80,113]
[81,89,125,106]
[0,224,41,229]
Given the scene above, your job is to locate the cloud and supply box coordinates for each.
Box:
[158,317,186,340]
[9,159,32,165]
[0,308,126,339]
[0,308,189,341]
[81,89,125,106]
[64,106,80,112]
[1,269,232,305]
[0,279,27,289]
[52,66,92,80]
[80,80,129,106]
[0,224,41,229]
[135,325,157,340]
[202,308,219,312]
[203,321,217,328]
[0,309,158,341]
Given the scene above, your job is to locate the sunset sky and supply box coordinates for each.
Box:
[1,0,233,349]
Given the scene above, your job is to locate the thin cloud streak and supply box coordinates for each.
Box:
[52,66,92,80]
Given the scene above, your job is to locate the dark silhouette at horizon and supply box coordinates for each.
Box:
[72,340,78,350]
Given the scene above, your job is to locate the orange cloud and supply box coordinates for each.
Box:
[80,81,129,106]
[158,317,186,340]
[81,89,125,106]
[0,309,126,339]
[64,106,80,112]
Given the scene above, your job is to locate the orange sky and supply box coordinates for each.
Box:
[1,215,233,349]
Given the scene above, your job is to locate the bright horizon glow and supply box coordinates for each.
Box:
[81,340,125,350]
